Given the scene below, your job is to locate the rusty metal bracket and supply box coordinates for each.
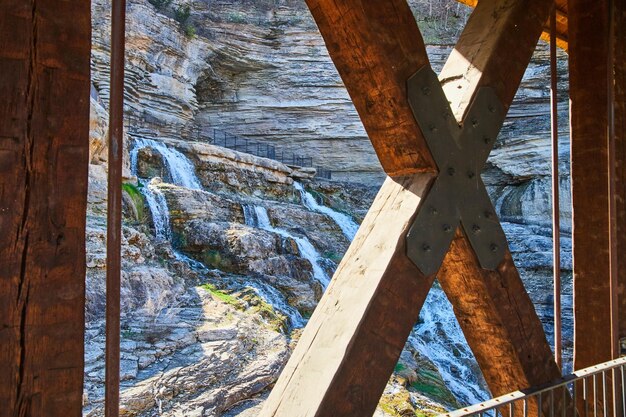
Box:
[406,66,508,276]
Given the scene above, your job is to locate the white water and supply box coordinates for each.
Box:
[130,137,202,190]
[252,205,330,288]
[130,137,203,241]
[410,284,490,406]
[242,280,306,329]
[140,179,172,241]
[293,182,359,240]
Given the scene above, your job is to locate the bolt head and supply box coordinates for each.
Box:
[467,171,475,179]
[429,206,438,215]
[429,124,438,133]
[447,167,456,176]
[422,243,432,252]
[422,86,431,96]
[472,119,479,127]
[483,136,491,144]
[490,243,499,252]
[472,224,481,234]
[443,224,452,232]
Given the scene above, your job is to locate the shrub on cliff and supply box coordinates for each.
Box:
[174,4,191,25]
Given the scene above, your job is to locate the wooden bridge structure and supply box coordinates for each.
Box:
[0,0,624,416]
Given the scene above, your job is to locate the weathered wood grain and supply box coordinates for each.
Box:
[259,174,435,417]
[568,0,614,371]
[0,1,91,416]
[615,0,626,342]
[440,0,552,122]
[304,0,436,176]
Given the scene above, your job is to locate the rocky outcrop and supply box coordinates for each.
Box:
[87,0,575,415]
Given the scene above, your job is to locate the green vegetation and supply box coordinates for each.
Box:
[173,4,196,38]
[199,283,289,333]
[174,4,191,25]
[201,283,243,307]
[394,363,407,373]
[184,24,196,38]
[148,1,196,38]
[122,182,147,223]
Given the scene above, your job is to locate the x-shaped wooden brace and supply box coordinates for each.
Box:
[260,1,567,417]
[406,67,508,275]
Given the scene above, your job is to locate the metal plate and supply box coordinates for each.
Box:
[406,66,508,275]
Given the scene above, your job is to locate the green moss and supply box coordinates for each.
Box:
[394,363,407,373]
[199,284,289,333]
[201,283,243,308]
[122,182,146,223]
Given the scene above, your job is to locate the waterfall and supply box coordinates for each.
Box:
[253,205,330,288]
[129,137,204,242]
[293,182,359,240]
[409,284,489,406]
[242,280,306,329]
[242,204,258,228]
[140,179,172,241]
[130,137,202,190]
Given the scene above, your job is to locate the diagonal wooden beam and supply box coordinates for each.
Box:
[260,174,435,417]
[261,1,560,416]
[434,0,563,400]
[305,0,436,176]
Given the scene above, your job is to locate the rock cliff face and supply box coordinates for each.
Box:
[86,0,574,416]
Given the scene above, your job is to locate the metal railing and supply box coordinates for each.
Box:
[123,111,333,179]
[441,357,626,417]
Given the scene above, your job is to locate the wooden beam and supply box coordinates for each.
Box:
[0,1,91,416]
[615,0,626,342]
[260,174,435,417]
[440,0,552,121]
[568,0,614,370]
[305,0,436,176]
[435,0,562,399]
[261,0,562,416]
[439,234,562,404]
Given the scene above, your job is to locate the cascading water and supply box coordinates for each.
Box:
[242,204,258,228]
[139,179,172,241]
[242,280,306,329]
[129,137,203,241]
[409,284,490,406]
[293,182,359,240]
[252,205,330,288]
[130,137,202,190]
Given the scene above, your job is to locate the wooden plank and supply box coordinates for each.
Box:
[568,0,614,370]
[304,0,436,176]
[0,1,91,416]
[259,174,436,417]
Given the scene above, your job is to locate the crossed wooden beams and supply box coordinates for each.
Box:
[259,0,563,416]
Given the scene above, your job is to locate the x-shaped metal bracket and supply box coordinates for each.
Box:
[406,67,508,276]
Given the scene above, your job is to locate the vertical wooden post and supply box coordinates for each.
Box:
[614,0,626,345]
[569,0,623,370]
[0,1,91,416]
